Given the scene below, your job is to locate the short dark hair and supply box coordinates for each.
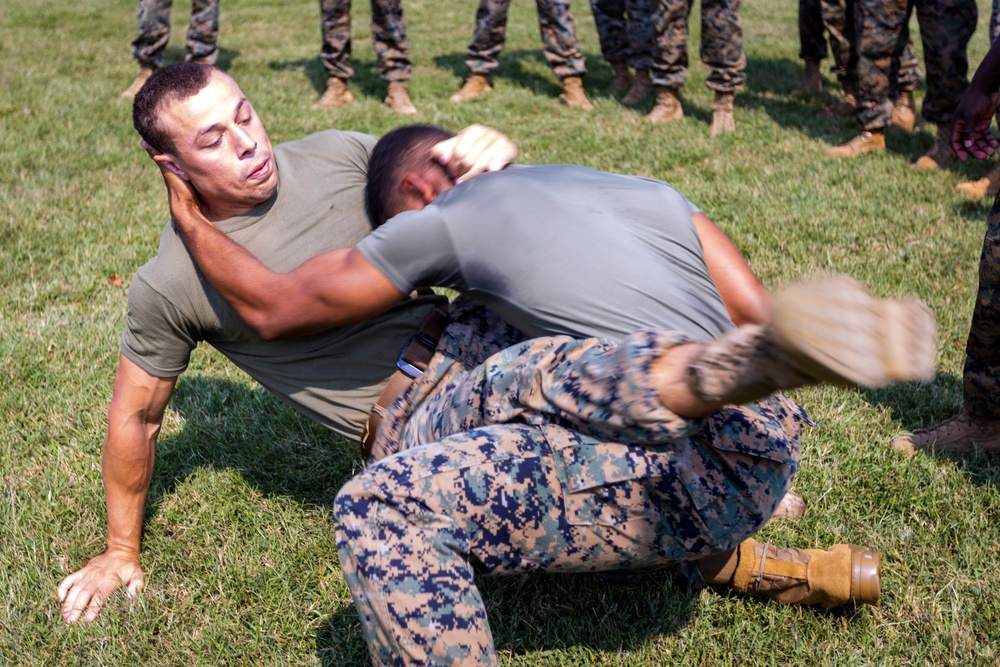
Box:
[365,124,455,227]
[132,62,219,154]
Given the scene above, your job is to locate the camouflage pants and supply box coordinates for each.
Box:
[320,0,411,82]
[463,0,587,79]
[648,0,746,93]
[819,0,919,93]
[799,0,827,62]
[336,300,803,666]
[964,197,1000,420]
[855,0,975,131]
[132,0,219,67]
[590,0,655,70]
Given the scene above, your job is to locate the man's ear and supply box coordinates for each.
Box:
[399,171,437,205]
[151,153,191,181]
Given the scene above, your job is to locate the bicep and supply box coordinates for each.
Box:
[692,213,771,326]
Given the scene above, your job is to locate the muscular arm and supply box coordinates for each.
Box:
[57,355,177,623]
[165,173,405,340]
[692,213,772,326]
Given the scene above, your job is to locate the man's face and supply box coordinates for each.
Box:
[155,71,277,221]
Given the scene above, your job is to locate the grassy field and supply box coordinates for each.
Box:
[3,0,1000,664]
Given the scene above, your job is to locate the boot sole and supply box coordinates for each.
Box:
[769,274,936,388]
[850,546,880,605]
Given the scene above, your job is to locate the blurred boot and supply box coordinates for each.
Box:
[827,129,885,158]
[770,489,806,520]
[621,69,652,106]
[559,76,594,111]
[609,61,633,92]
[450,74,492,103]
[819,80,858,118]
[384,81,418,116]
[913,124,956,170]
[698,538,881,608]
[893,413,1000,454]
[121,66,156,99]
[956,163,1000,200]
[645,86,684,123]
[791,59,822,96]
[312,78,355,109]
[710,92,736,137]
[890,90,916,132]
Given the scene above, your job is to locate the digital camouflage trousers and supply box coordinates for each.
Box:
[335,299,804,666]
[590,0,654,70]
[463,0,587,79]
[855,0,975,130]
[132,0,219,67]
[964,196,1000,420]
[319,0,411,82]
[648,0,746,93]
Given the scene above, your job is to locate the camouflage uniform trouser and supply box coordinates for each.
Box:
[463,0,587,79]
[132,0,219,67]
[590,0,655,71]
[320,0,411,82]
[335,300,804,666]
[855,0,976,131]
[799,0,828,62]
[819,0,919,93]
[964,197,1000,420]
[648,0,746,93]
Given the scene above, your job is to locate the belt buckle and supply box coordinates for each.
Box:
[396,350,423,379]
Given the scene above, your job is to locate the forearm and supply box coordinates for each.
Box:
[101,422,156,556]
[969,38,1000,97]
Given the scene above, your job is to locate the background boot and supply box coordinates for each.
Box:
[890,90,916,132]
[384,81,417,116]
[450,75,492,103]
[311,78,355,109]
[791,59,822,96]
[559,76,594,111]
[819,81,857,118]
[609,61,632,92]
[121,66,156,99]
[827,130,885,158]
[770,489,806,520]
[913,124,956,170]
[956,163,1000,200]
[646,86,683,123]
[892,413,1000,454]
[710,92,736,137]
[621,69,651,106]
[699,539,880,608]
[686,274,936,405]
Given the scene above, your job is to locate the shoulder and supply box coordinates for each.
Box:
[276,130,377,167]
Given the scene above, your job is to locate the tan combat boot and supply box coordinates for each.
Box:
[710,92,736,137]
[819,80,857,118]
[913,124,956,170]
[384,81,418,116]
[646,86,684,123]
[686,274,936,406]
[956,163,1000,200]
[891,90,917,132]
[699,539,881,608]
[450,74,492,103]
[311,78,355,109]
[791,59,822,96]
[559,76,594,111]
[609,60,633,92]
[121,66,156,99]
[892,413,1000,454]
[827,129,885,158]
[621,69,651,106]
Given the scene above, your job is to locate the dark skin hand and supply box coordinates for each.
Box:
[952,37,1000,161]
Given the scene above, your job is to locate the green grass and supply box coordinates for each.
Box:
[3,0,1000,664]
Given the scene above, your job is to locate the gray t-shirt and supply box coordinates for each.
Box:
[122,129,442,440]
[358,164,733,342]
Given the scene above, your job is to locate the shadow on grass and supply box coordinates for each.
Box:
[316,569,699,666]
[161,45,241,70]
[268,56,393,101]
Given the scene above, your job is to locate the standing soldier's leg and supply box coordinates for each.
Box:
[536,0,593,109]
[122,0,172,98]
[619,0,655,104]
[313,0,357,109]
[819,0,857,116]
[889,33,920,131]
[646,0,693,123]
[827,0,907,158]
[792,0,826,95]
[591,0,633,91]
[911,0,976,170]
[372,0,417,114]
[701,0,745,136]
[184,0,219,64]
[451,0,509,102]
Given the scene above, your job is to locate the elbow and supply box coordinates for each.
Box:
[249,316,288,342]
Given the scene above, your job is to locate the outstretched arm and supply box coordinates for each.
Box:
[163,171,405,340]
[692,213,771,326]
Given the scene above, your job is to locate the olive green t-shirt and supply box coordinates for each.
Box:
[121,129,442,440]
